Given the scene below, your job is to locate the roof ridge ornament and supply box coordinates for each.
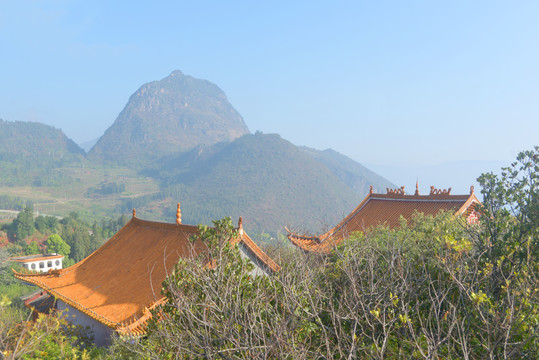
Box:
[369,185,373,194]
[238,216,244,236]
[415,180,420,196]
[176,203,181,224]
[387,186,405,195]
[132,208,136,218]
[470,185,475,195]
[430,186,452,196]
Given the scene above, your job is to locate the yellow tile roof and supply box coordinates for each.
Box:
[14,216,279,333]
[288,186,480,253]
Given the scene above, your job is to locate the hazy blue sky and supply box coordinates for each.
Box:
[1,1,537,166]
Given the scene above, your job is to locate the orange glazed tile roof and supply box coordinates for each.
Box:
[14,215,279,335]
[288,185,481,253]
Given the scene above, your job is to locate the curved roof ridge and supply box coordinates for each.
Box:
[117,297,167,336]
[131,216,199,232]
[318,191,373,242]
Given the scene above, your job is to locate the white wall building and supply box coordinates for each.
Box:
[10,253,64,272]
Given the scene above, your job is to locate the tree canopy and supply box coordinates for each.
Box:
[45,234,70,256]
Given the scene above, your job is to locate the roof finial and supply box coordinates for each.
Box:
[132,208,136,218]
[176,202,181,224]
[470,185,475,195]
[415,179,419,196]
[430,186,452,196]
[369,185,373,194]
[238,216,244,236]
[387,186,405,195]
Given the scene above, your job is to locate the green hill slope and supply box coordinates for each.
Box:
[129,133,362,234]
[89,70,249,166]
[300,147,395,196]
[0,120,85,186]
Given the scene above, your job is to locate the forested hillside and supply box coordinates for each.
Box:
[0,120,86,186]
[134,133,363,233]
[300,147,395,196]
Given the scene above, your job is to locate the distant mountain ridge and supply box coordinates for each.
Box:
[0,71,396,235]
[139,133,364,232]
[0,119,85,186]
[79,138,99,152]
[89,70,250,165]
[300,147,395,196]
[0,119,84,158]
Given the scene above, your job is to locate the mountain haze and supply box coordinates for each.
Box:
[300,147,395,196]
[137,133,362,233]
[0,120,85,186]
[0,71,397,235]
[89,70,249,165]
[0,120,84,158]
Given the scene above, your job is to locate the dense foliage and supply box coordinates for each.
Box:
[3,207,36,241]
[0,195,32,212]
[113,148,537,359]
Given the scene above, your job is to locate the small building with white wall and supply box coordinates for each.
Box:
[10,253,64,272]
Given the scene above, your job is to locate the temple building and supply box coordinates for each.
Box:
[287,184,481,253]
[14,204,279,346]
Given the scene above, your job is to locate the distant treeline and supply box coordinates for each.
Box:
[0,157,77,187]
[117,184,229,227]
[1,206,130,263]
[86,182,126,197]
[0,195,33,211]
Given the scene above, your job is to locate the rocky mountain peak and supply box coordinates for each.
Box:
[89,71,250,166]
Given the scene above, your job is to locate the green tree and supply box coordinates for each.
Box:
[0,308,102,359]
[45,234,70,256]
[34,215,58,234]
[60,213,94,262]
[25,241,40,255]
[7,206,35,240]
[470,146,539,358]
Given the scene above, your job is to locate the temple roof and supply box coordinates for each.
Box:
[287,185,480,253]
[14,214,279,335]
